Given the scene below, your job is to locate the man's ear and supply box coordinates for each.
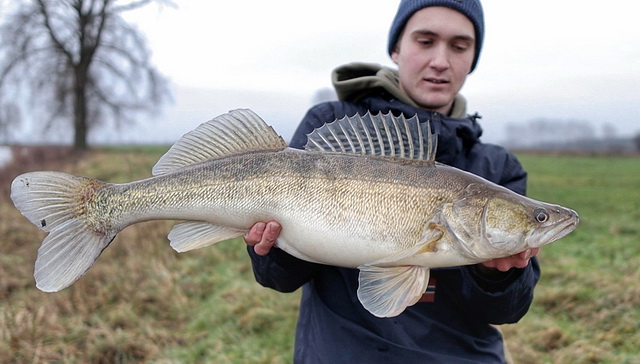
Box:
[391,46,400,64]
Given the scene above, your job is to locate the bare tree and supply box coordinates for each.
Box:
[0,0,172,149]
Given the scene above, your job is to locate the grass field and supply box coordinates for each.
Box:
[0,147,638,363]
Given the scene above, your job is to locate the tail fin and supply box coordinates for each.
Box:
[11,172,116,292]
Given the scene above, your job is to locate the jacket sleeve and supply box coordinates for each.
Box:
[248,246,322,292]
[461,258,540,324]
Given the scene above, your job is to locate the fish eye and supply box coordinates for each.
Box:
[534,208,549,223]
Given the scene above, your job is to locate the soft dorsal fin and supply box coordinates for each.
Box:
[304,112,437,161]
[152,109,287,175]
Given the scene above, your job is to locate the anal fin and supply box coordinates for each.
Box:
[168,221,245,252]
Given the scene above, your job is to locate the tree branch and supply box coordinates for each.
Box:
[36,0,74,64]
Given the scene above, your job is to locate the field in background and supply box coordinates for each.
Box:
[0,147,638,363]
[504,154,639,363]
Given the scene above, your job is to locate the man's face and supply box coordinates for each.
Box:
[391,7,475,114]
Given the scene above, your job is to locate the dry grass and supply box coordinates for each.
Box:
[1,146,298,363]
[0,146,191,363]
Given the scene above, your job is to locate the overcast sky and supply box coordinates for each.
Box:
[8,0,640,145]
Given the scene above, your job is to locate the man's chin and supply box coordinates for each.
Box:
[414,98,453,114]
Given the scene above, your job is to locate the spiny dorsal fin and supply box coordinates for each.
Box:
[305,112,437,161]
[152,109,286,175]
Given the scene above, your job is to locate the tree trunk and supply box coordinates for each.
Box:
[73,69,88,150]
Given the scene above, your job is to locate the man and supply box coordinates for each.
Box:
[245,1,539,362]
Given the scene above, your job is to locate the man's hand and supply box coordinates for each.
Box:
[244,221,282,256]
[481,248,539,272]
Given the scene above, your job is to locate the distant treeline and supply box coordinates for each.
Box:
[503,118,639,153]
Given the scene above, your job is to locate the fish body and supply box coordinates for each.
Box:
[10,109,579,317]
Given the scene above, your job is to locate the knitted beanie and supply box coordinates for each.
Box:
[387,0,484,72]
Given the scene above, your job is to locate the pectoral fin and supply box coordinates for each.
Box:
[357,265,430,318]
[355,216,446,317]
[169,221,244,252]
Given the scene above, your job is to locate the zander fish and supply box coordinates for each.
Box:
[10,109,578,317]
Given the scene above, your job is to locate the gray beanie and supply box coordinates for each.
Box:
[387,0,484,72]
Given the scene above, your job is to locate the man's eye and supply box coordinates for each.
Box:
[452,43,469,51]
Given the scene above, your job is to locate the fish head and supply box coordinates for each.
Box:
[447,183,579,260]
[481,188,579,253]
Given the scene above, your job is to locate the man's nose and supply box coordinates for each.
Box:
[429,45,450,70]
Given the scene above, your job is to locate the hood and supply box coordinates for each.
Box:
[331,63,483,166]
[332,62,468,119]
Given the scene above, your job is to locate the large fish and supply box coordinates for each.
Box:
[10,109,578,317]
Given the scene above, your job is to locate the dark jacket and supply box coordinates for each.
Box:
[248,63,539,364]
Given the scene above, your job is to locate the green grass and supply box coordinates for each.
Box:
[501,154,640,364]
[0,148,638,363]
[164,242,300,363]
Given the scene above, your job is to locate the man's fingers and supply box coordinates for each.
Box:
[520,248,539,260]
[245,221,282,256]
[244,222,266,245]
[481,248,540,272]
[264,221,282,243]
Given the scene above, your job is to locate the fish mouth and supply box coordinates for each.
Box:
[526,208,579,248]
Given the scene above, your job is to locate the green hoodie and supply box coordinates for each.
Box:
[331,62,468,119]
